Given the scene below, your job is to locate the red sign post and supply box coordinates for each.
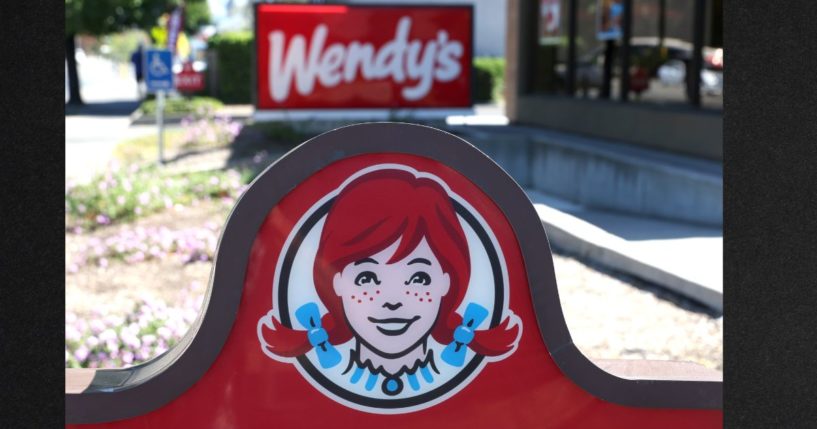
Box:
[175,62,205,93]
[254,4,473,109]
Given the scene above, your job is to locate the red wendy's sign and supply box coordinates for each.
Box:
[254,4,473,109]
[67,124,722,428]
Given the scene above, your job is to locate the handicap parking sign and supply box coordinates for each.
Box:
[144,49,173,92]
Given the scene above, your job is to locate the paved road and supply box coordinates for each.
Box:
[66,56,150,184]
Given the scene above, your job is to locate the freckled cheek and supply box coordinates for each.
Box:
[416,288,444,303]
[346,290,380,304]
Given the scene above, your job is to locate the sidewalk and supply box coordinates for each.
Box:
[528,190,723,313]
[443,121,723,312]
[66,56,145,184]
[66,108,159,184]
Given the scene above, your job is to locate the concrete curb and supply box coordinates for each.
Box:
[531,197,723,313]
[129,109,253,126]
[451,125,723,227]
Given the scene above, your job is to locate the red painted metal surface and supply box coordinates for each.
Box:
[68,153,721,428]
[255,5,472,109]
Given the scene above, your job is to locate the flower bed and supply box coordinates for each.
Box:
[67,223,222,273]
[65,282,204,369]
[66,165,250,231]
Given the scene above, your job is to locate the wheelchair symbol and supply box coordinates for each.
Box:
[149,53,170,77]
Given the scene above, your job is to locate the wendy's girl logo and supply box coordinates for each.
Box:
[257,164,522,413]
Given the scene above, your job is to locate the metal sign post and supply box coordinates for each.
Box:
[156,90,165,164]
[144,49,174,166]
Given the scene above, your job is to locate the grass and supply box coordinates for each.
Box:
[112,130,187,165]
[139,96,224,116]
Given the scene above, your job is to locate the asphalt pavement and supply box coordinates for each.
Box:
[65,56,152,184]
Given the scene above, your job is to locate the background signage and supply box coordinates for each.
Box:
[144,48,173,92]
[175,62,205,93]
[254,4,473,109]
[539,0,561,45]
[597,0,624,40]
[166,6,184,55]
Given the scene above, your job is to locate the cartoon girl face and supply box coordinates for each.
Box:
[259,168,520,388]
[333,238,451,356]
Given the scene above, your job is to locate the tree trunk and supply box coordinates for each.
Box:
[66,33,83,106]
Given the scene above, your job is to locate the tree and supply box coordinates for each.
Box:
[65,0,211,105]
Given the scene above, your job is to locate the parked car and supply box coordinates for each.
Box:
[557,37,723,95]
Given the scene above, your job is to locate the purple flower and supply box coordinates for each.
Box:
[121,331,141,350]
[142,334,157,346]
[86,336,100,348]
[99,328,117,343]
[96,214,110,225]
[138,192,151,205]
[157,326,172,341]
[65,325,81,342]
[74,345,90,362]
[136,348,150,361]
[90,320,106,335]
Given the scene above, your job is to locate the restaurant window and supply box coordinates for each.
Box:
[530,0,570,94]
[529,0,722,110]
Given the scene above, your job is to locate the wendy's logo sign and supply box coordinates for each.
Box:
[257,165,522,413]
[255,4,473,109]
[66,123,721,427]
[268,17,464,103]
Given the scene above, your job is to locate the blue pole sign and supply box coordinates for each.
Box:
[144,49,174,92]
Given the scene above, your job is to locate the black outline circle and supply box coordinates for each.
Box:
[277,194,504,410]
[382,376,403,396]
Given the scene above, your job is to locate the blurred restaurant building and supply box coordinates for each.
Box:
[504,0,723,159]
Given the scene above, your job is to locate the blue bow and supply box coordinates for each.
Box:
[295,302,341,369]
[441,303,489,367]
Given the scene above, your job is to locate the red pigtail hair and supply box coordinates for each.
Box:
[259,313,340,358]
[447,312,521,357]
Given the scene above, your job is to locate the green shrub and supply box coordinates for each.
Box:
[473,57,506,103]
[250,121,306,143]
[208,31,253,104]
[65,165,250,231]
[140,96,223,115]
